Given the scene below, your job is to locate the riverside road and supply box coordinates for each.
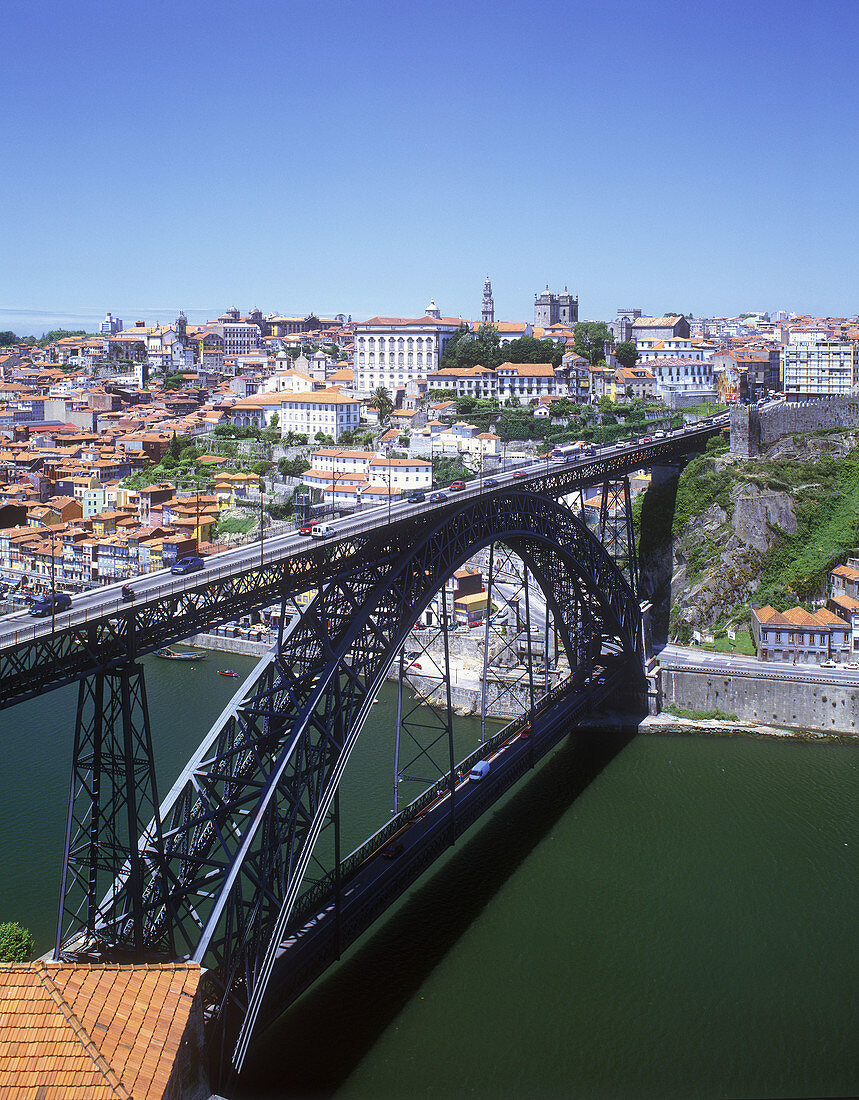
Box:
[657,642,859,685]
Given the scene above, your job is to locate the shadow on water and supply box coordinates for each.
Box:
[232,721,638,1099]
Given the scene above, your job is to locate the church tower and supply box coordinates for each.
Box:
[481,276,495,324]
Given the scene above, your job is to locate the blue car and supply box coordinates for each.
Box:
[429,491,445,502]
[29,592,72,616]
[408,491,426,503]
[171,555,205,575]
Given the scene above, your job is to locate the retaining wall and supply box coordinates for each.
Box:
[661,666,859,734]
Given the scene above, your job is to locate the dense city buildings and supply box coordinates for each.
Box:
[0,292,858,608]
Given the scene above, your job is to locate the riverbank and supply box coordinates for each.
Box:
[586,711,859,745]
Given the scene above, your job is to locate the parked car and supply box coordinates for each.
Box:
[449,480,467,491]
[408,491,426,503]
[429,491,445,502]
[297,523,314,536]
[822,659,836,668]
[171,555,205,575]
[29,592,72,616]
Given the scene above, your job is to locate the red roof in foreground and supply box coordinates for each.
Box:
[0,961,201,1099]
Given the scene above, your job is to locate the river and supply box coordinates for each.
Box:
[1,655,857,1099]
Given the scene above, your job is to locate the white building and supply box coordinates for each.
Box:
[353,306,466,395]
[230,389,361,440]
[645,356,715,402]
[635,335,714,361]
[426,361,565,403]
[301,448,432,504]
[204,320,262,356]
[782,340,859,398]
[367,455,433,492]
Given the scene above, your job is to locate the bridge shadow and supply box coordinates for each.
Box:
[637,469,680,649]
[232,721,639,1099]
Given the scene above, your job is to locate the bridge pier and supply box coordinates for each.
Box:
[55,662,171,961]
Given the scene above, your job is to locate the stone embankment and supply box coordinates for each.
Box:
[659,664,859,737]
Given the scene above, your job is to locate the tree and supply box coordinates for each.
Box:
[547,397,577,419]
[372,386,393,424]
[269,413,279,430]
[614,341,639,369]
[502,335,564,367]
[573,322,612,366]
[0,921,35,962]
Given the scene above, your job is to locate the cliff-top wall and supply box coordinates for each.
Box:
[731,397,859,457]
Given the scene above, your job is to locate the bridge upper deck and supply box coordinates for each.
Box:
[0,420,724,708]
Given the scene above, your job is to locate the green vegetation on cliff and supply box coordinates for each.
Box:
[663,430,859,614]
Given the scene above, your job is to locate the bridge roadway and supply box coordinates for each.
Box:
[0,419,724,709]
[240,655,627,1039]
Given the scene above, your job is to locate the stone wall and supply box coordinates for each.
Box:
[731,397,859,457]
[661,666,859,735]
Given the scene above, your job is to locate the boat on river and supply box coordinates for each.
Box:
[155,648,206,661]
[218,669,240,678]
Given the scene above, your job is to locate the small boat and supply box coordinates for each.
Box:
[156,648,206,661]
[219,669,240,678]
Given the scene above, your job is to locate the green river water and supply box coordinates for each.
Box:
[1,653,857,1099]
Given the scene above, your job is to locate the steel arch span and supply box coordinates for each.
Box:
[65,490,645,1064]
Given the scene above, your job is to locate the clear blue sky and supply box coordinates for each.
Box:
[2,0,857,335]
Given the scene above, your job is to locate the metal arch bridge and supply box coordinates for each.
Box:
[0,422,722,1074]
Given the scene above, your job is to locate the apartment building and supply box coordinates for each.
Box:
[781,339,859,399]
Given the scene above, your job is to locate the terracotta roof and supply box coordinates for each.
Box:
[0,961,200,1099]
[753,605,848,629]
[632,316,685,327]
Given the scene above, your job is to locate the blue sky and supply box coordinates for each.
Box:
[2,0,857,334]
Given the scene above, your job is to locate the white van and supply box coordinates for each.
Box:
[311,521,335,538]
[469,761,490,782]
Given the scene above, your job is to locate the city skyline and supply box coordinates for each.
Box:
[2,0,857,332]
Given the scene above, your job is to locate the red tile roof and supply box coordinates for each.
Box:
[0,961,200,1099]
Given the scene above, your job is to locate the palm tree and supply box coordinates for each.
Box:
[372,386,393,424]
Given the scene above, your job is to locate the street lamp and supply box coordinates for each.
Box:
[259,478,266,568]
[36,522,58,633]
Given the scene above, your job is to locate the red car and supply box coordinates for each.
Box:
[513,470,526,479]
[298,523,314,536]
[449,480,467,491]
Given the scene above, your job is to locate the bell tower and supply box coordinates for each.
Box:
[481,276,495,324]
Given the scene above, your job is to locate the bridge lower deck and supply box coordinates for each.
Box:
[248,660,630,1038]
